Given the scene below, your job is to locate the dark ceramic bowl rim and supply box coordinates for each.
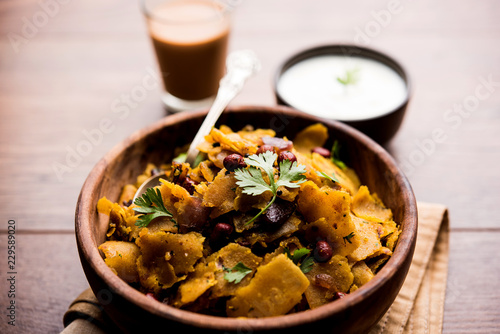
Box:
[274,44,412,122]
[76,105,417,332]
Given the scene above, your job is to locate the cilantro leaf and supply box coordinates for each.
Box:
[223,262,252,284]
[343,232,355,244]
[299,256,315,273]
[285,247,310,264]
[276,159,307,188]
[316,171,339,183]
[284,247,314,273]
[234,166,272,196]
[331,140,347,170]
[337,68,359,86]
[243,151,276,182]
[133,187,175,228]
[234,151,307,226]
[292,248,311,262]
[172,152,187,163]
[192,153,205,168]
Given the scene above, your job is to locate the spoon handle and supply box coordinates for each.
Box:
[185,50,261,165]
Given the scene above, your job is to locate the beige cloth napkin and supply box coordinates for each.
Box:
[62,202,449,334]
[369,202,449,334]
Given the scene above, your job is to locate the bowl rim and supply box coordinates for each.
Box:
[273,43,412,123]
[76,105,417,331]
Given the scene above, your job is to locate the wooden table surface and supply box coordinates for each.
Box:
[1,0,499,333]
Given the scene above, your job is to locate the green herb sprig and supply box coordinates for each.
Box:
[316,171,339,183]
[172,152,205,168]
[337,68,359,86]
[284,247,314,273]
[234,151,307,226]
[133,187,175,228]
[223,262,252,284]
[331,140,347,170]
[343,232,355,244]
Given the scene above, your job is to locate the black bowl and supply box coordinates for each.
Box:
[274,44,411,144]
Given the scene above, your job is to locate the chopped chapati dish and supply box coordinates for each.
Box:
[96,123,401,318]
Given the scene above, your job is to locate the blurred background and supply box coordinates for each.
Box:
[0,0,499,332]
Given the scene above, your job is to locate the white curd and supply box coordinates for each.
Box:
[277,55,407,121]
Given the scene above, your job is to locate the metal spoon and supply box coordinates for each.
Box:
[185,49,261,164]
[133,50,261,201]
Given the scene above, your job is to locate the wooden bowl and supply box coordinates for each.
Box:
[274,44,412,145]
[76,105,417,333]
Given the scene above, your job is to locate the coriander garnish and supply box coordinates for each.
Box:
[223,262,252,284]
[343,232,355,244]
[337,68,359,86]
[285,247,310,264]
[284,247,314,274]
[234,151,307,226]
[299,256,315,273]
[172,152,187,163]
[133,187,175,227]
[316,171,339,183]
[331,140,347,170]
[172,152,205,168]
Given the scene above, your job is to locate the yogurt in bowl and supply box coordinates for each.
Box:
[275,45,411,144]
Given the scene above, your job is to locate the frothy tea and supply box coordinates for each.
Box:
[146,0,230,101]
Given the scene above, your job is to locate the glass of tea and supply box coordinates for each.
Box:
[141,0,231,112]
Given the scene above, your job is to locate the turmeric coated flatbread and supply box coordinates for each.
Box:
[97,123,400,317]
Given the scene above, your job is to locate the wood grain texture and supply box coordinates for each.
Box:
[443,231,500,333]
[0,0,499,332]
[0,233,89,334]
